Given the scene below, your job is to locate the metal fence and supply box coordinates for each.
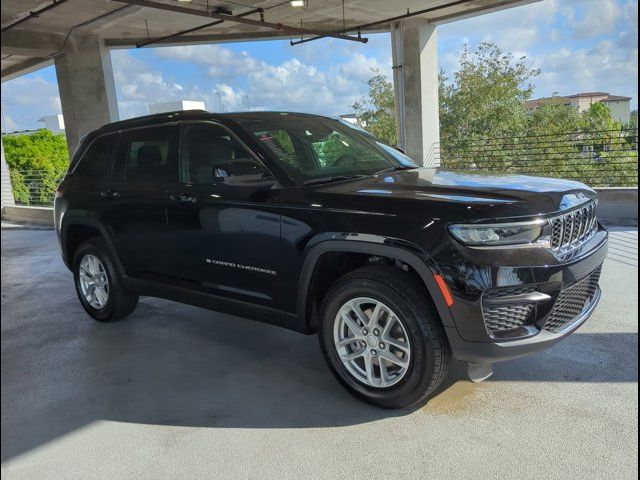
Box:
[436,128,638,187]
[6,128,638,206]
[8,169,65,207]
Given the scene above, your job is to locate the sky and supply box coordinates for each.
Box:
[1,0,638,132]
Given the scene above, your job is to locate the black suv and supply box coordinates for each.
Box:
[55,110,608,408]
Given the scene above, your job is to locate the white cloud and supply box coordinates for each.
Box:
[499,27,539,50]
[1,76,60,108]
[439,51,460,79]
[439,0,559,42]
[242,52,391,114]
[154,45,265,79]
[533,39,637,101]
[618,0,638,48]
[112,50,206,118]
[338,52,387,79]
[2,114,20,132]
[0,74,61,131]
[111,43,393,119]
[571,0,621,38]
[439,0,637,108]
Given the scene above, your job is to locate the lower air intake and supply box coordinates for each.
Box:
[543,266,602,333]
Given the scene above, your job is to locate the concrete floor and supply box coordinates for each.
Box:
[1,227,638,480]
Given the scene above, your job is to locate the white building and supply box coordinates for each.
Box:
[38,114,65,134]
[524,92,632,124]
[149,100,206,115]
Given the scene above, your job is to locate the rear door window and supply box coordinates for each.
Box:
[73,134,117,179]
[121,125,179,183]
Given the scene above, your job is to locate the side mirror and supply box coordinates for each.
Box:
[215,172,279,189]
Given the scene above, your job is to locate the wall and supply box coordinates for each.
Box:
[604,100,631,124]
[595,187,638,226]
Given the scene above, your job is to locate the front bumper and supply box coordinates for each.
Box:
[440,228,608,364]
[446,285,601,363]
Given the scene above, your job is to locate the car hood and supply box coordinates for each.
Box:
[313,168,597,217]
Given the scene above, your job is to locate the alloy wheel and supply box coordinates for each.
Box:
[78,254,110,309]
[333,297,411,388]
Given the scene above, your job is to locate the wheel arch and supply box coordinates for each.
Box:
[61,216,125,276]
[297,239,456,332]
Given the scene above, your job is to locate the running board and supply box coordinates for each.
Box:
[468,363,494,383]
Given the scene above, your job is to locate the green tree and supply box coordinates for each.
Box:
[578,103,637,187]
[2,130,69,205]
[580,102,621,132]
[439,42,539,149]
[436,42,635,186]
[527,102,582,136]
[515,102,584,180]
[352,69,397,145]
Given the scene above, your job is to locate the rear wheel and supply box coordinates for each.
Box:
[73,239,138,322]
[319,265,451,408]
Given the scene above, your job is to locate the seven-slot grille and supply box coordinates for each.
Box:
[543,266,602,333]
[550,201,598,252]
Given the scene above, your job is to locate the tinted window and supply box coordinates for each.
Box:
[309,131,385,168]
[181,124,267,185]
[254,130,297,167]
[74,134,116,179]
[237,116,417,183]
[123,126,179,183]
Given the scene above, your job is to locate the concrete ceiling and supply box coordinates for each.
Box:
[1,0,537,81]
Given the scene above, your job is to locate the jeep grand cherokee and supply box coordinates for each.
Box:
[54,110,608,408]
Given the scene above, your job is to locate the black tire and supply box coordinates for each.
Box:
[318,264,451,409]
[73,238,138,322]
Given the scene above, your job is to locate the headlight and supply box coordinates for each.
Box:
[448,219,548,247]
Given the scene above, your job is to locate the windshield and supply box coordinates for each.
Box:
[236,115,417,184]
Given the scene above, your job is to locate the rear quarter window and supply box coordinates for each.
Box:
[73,134,118,179]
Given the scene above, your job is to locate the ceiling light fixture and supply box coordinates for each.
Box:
[290,0,308,8]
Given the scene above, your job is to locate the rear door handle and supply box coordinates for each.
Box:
[99,189,120,199]
[171,193,197,203]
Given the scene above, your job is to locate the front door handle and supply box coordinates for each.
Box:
[171,193,197,203]
[99,189,120,199]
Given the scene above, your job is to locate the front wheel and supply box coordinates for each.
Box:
[318,265,451,409]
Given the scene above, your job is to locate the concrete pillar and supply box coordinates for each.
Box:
[391,19,440,166]
[54,34,118,155]
[1,136,16,209]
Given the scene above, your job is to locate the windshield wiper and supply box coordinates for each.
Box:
[302,175,365,186]
[374,165,416,175]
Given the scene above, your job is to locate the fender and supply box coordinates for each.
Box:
[60,214,127,277]
[296,235,456,331]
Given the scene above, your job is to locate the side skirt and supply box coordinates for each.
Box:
[122,276,309,334]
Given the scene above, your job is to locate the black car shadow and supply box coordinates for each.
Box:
[2,294,637,462]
